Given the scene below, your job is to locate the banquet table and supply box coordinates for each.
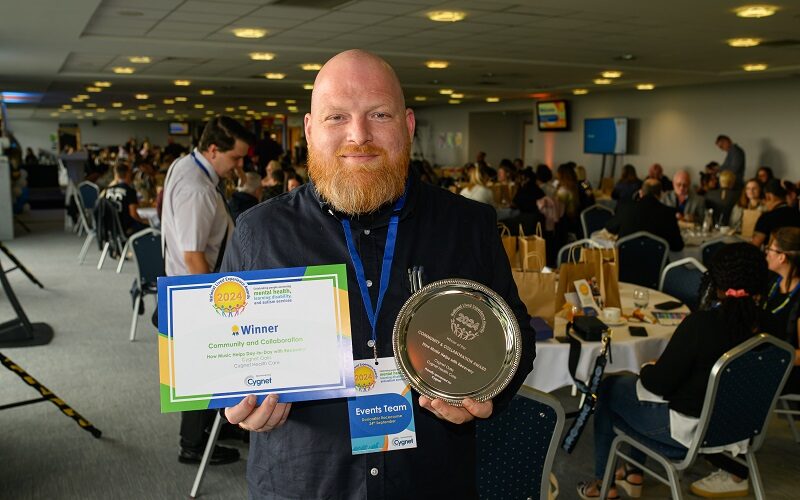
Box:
[136,207,160,228]
[590,229,744,262]
[522,282,691,393]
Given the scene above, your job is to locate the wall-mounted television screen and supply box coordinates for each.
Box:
[536,100,569,131]
[169,122,190,135]
[584,117,628,154]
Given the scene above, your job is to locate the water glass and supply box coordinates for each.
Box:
[633,288,649,309]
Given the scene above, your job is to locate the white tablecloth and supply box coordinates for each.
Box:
[136,207,160,228]
[523,283,690,393]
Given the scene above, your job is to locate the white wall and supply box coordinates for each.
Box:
[414,77,800,184]
[7,118,192,154]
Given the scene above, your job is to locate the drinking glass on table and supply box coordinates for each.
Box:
[633,288,650,309]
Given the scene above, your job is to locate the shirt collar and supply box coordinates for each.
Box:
[192,147,220,184]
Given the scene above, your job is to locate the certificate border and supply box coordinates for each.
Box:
[157,264,355,412]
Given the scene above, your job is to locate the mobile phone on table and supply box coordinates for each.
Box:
[654,300,683,311]
[629,326,648,337]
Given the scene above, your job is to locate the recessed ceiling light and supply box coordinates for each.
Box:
[174,80,191,86]
[486,97,500,102]
[86,86,102,92]
[264,73,286,80]
[303,83,314,90]
[288,106,299,112]
[727,37,762,47]
[166,109,175,114]
[573,89,589,95]
[300,63,322,71]
[77,94,90,100]
[94,81,112,87]
[265,101,277,107]
[439,89,453,95]
[113,67,135,74]
[225,107,235,112]
[246,110,255,115]
[285,99,296,104]
[743,63,768,71]
[233,28,267,39]
[146,112,154,118]
[414,96,427,101]
[205,110,214,115]
[112,102,123,108]
[175,96,188,102]
[194,103,205,109]
[425,60,449,69]
[450,93,464,99]
[200,89,215,95]
[71,97,83,103]
[448,99,461,104]
[85,112,94,117]
[594,78,612,85]
[138,105,149,110]
[601,70,622,78]
[249,52,276,61]
[734,5,778,18]
[636,83,656,90]
[50,112,59,117]
[97,108,106,113]
[135,94,149,100]
[427,11,466,22]
[86,103,97,108]
[129,56,151,64]
[163,99,175,104]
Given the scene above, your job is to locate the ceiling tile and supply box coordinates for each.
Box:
[176,1,260,16]
[247,5,329,20]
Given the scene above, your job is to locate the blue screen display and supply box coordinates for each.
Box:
[584,118,627,154]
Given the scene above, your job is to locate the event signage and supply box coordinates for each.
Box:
[157,265,355,413]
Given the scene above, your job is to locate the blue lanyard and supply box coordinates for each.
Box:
[191,152,212,181]
[765,276,800,314]
[339,187,408,361]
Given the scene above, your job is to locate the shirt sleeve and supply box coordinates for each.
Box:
[639,313,699,398]
[171,186,218,253]
[220,216,252,273]
[754,211,770,236]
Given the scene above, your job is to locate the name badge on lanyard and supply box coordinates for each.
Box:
[347,356,417,455]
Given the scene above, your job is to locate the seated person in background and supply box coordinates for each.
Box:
[698,171,719,196]
[459,164,494,206]
[285,173,304,192]
[647,163,673,192]
[228,172,262,222]
[578,243,767,500]
[133,158,157,205]
[513,158,524,171]
[784,180,798,209]
[575,165,595,207]
[704,171,739,226]
[103,162,148,236]
[24,147,37,165]
[663,170,706,223]
[260,169,285,201]
[496,162,515,185]
[611,164,642,205]
[606,179,684,251]
[752,179,800,247]
[536,163,556,197]
[756,166,774,186]
[729,178,765,231]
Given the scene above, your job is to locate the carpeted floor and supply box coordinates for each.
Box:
[0,210,797,499]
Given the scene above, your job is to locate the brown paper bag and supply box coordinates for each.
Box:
[512,256,556,327]
[519,223,546,271]
[581,247,621,308]
[740,208,761,238]
[555,247,600,311]
[498,223,518,268]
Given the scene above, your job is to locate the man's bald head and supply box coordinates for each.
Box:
[673,170,691,196]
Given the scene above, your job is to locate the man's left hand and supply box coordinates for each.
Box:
[418,396,492,424]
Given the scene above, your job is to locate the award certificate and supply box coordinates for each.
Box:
[157,264,355,413]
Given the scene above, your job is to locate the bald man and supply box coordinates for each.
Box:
[662,170,706,223]
[221,50,535,499]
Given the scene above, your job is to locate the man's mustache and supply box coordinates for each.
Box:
[335,145,387,157]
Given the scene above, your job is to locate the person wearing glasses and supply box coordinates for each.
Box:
[752,180,800,248]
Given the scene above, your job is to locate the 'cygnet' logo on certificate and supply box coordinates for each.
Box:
[157,264,355,413]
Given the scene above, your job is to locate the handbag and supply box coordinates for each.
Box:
[512,254,556,328]
[498,223,518,268]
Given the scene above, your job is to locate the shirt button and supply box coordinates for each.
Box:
[366,279,373,287]
[364,229,371,235]
[370,467,379,477]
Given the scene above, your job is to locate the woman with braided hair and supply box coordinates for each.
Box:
[578,243,767,500]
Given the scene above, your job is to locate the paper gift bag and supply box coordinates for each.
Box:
[740,208,761,238]
[498,223,518,268]
[555,247,599,311]
[581,247,621,308]
[518,223,546,271]
[512,256,556,327]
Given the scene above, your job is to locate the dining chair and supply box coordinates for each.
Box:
[476,386,565,500]
[600,334,795,500]
[700,238,729,269]
[75,188,98,264]
[659,257,707,311]
[580,204,615,239]
[94,198,127,270]
[616,231,669,289]
[128,228,163,341]
[774,393,800,443]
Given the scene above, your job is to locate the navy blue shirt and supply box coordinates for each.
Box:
[222,172,536,500]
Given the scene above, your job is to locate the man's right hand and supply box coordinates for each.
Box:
[225,394,291,432]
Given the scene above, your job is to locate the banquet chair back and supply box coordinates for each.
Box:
[580,204,614,239]
[557,238,603,266]
[78,181,99,210]
[659,257,707,311]
[93,197,127,270]
[477,387,564,500]
[129,228,163,341]
[701,238,728,269]
[616,231,668,289]
[600,334,795,500]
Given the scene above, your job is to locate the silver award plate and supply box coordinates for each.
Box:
[392,279,521,406]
